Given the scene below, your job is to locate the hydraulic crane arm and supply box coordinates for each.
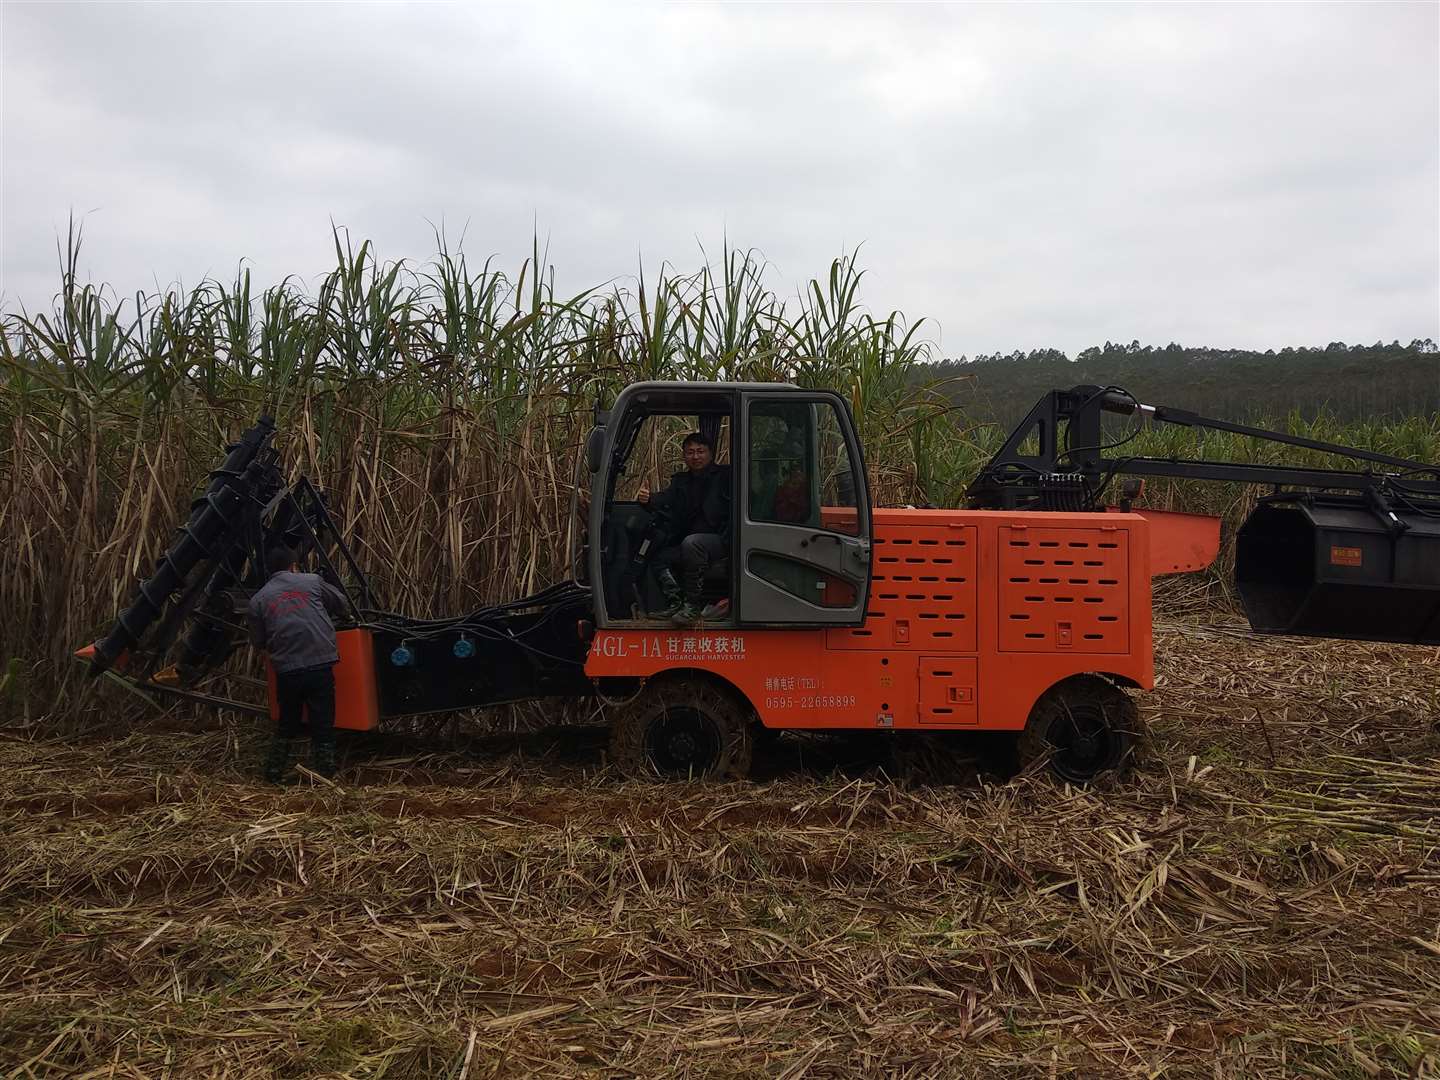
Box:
[966,384,1440,512]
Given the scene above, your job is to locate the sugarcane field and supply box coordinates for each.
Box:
[3,6,1438,1078]
[1,228,1437,1078]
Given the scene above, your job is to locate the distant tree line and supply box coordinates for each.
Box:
[923,339,1439,428]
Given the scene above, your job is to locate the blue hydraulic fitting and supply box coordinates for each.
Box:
[390,644,415,667]
[453,636,475,659]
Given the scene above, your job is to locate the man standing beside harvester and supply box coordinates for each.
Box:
[247,546,350,783]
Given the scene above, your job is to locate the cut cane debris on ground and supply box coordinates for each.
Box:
[2,614,1438,1078]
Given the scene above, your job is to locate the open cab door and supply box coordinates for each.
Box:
[738,390,872,626]
[586,383,738,626]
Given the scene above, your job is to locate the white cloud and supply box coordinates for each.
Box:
[2,2,1435,354]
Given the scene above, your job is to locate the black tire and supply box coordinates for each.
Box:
[609,677,753,781]
[1017,676,1137,784]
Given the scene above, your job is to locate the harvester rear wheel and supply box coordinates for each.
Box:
[1017,676,1137,784]
[609,677,753,781]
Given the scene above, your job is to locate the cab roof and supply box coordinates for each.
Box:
[607,380,807,417]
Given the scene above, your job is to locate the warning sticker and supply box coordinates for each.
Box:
[1330,545,1363,567]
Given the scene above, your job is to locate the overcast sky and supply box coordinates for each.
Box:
[2,2,1436,358]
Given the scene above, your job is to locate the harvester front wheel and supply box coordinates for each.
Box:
[1017,676,1137,784]
[609,677,753,781]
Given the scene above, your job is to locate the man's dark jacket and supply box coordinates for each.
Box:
[247,571,349,673]
[650,464,731,541]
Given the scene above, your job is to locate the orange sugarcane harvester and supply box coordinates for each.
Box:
[79,383,1440,783]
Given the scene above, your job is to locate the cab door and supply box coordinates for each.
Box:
[738,392,872,626]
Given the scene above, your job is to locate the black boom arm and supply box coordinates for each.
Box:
[966,384,1440,513]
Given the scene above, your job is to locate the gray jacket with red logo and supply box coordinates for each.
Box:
[247,571,350,673]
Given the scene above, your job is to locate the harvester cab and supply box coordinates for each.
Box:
[585,382,873,628]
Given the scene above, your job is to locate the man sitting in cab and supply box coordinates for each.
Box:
[638,431,732,625]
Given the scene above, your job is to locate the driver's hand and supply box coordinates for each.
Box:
[637,485,650,505]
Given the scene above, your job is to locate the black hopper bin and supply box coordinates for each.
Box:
[1236,496,1440,645]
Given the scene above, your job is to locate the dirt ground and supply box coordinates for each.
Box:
[3,614,1439,1078]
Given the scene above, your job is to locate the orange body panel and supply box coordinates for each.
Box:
[585,509,1161,731]
[266,628,379,731]
[1130,508,1222,575]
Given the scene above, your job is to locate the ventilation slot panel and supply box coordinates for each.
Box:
[829,523,978,651]
[997,524,1129,653]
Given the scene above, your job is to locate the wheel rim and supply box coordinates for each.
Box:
[644,706,722,777]
[1045,704,1119,782]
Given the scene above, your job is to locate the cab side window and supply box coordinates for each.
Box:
[815,402,859,536]
[748,403,812,526]
[746,400,860,535]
